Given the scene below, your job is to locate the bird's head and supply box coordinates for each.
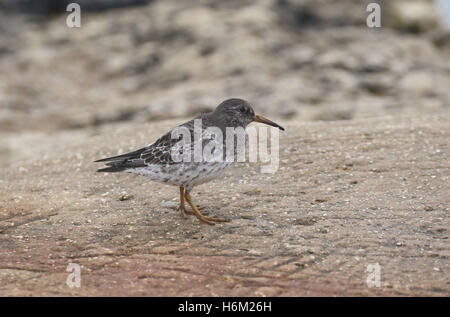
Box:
[213,98,285,131]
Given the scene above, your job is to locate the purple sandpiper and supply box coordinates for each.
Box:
[95,98,284,225]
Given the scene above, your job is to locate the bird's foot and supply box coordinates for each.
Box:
[178,204,191,217]
[178,205,206,217]
[202,215,230,223]
[183,192,230,225]
[193,214,229,225]
[189,205,206,211]
[179,206,229,224]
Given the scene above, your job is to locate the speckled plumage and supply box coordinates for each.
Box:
[96,112,236,191]
[95,98,284,225]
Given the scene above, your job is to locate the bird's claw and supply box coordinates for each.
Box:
[178,205,205,216]
[203,216,230,223]
[178,205,228,224]
[178,205,192,217]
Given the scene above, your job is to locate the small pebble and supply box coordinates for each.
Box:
[119,194,134,201]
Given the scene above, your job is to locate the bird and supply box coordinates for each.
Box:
[95,98,284,225]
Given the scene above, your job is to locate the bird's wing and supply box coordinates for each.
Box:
[96,114,219,171]
[140,130,182,165]
[141,116,210,165]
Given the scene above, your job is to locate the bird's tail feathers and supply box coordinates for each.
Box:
[96,166,126,173]
[94,146,147,163]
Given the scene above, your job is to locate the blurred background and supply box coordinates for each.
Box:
[0,0,449,166]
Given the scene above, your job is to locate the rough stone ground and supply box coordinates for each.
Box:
[0,114,448,296]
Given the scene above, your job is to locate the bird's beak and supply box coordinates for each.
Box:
[253,114,285,131]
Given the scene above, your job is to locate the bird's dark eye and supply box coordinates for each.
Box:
[239,106,246,113]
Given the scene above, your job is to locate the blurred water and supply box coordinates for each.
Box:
[435,0,450,28]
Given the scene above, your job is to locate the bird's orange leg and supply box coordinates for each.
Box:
[178,187,195,217]
[184,192,229,225]
[178,186,187,217]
